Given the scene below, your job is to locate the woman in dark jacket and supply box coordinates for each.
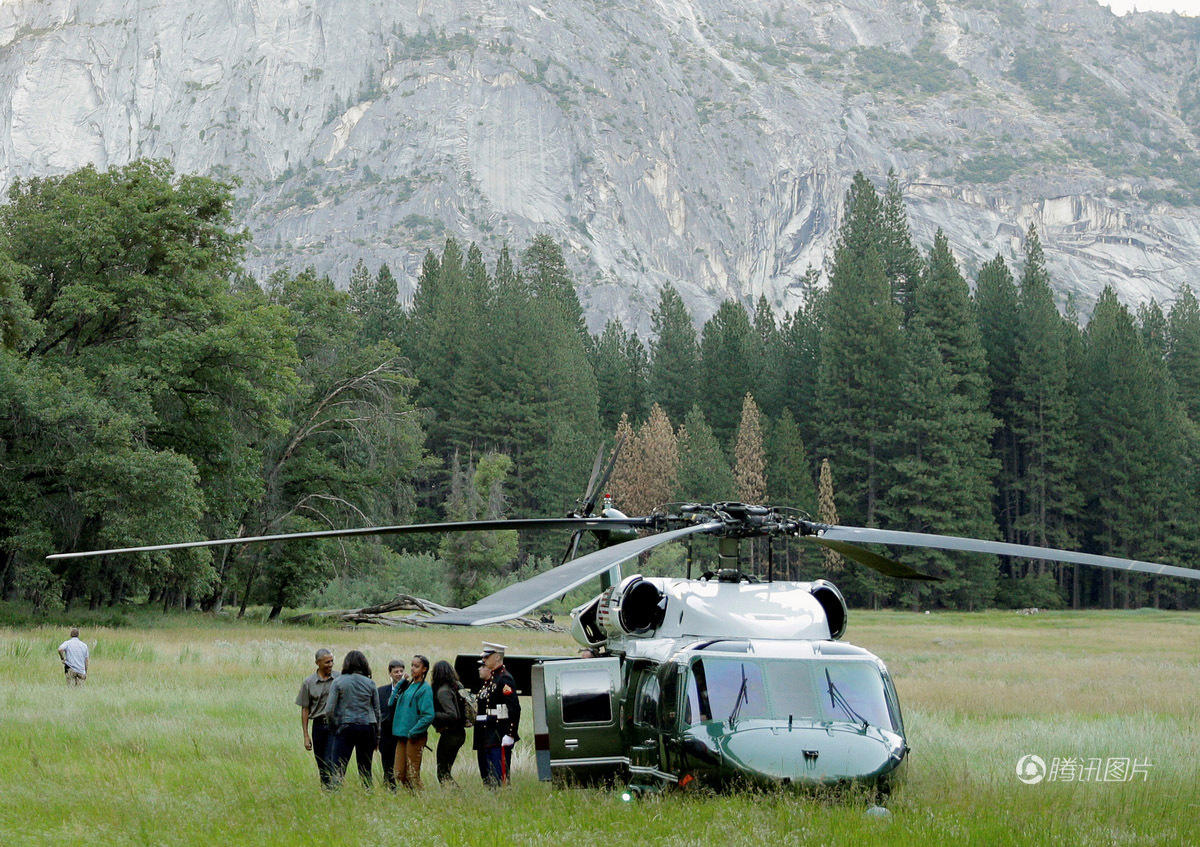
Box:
[430,660,467,784]
[325,650,381,787]
[389,654,434,790]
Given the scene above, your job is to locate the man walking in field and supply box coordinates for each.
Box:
[296,648,339,788]
[57,628,88,685]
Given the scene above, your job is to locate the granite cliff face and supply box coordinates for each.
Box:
[1,0,1198,329]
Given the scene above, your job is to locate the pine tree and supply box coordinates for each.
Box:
[700,300,754,447]
[522,233,586,338]
[636,404,679,514]
[649,283,699,422]
[975,254,1022,554]
[766,410,817,513]
[750,296,785,419]
[765,410,817,578]
[622,330,651,424]
[733,393,766,503]
[1167,285,1200,421]
[608,413,640,511]
[777,297,822,447]
[674,406,736,502]
[1012,225,1081,582]
[347,259,372,316]
[1078,288,1188,609]
[1164,286,1200,609]
[879,170,924,322]
[369,263,403,343]
[439,452,518,605]
[610,405,678,516]
[815,172,904,528]
[817,459,844,573]
[883,231,998,609]
[592,319,634,432]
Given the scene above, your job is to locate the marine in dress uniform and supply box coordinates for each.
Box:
[472,642,521,785]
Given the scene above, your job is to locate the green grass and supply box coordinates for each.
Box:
[2,611,1198,844]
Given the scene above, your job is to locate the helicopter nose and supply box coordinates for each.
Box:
[718,724,906,785]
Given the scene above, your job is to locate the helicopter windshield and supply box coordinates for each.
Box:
[684,657,895,730]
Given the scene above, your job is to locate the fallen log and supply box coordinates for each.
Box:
[286,594,565,632]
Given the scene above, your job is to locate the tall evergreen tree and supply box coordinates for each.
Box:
[815,172,903,528]
[974,255,1022,553]
[879,170,924,321]
[439,452,518,606]
[1013,226,1081,575]
[749,296,786,419]
[777,297,822,447]
[674,406,736,502]
[649,283,699,423]
[816,459,844,573]
[522,233,586,338]
[622,330,651,424]
[1078,289,1187,608]
[882,231,998,609]
[1167,285,1200,421]
[592,319,636,432]
[766,410,817,513]
[700,300,754,446]
[733,393,766,503]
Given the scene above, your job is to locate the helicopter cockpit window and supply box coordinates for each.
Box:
[817,662,893,729]
[685,659,768,725]
[560,669,613,724]
[682,658,896,730]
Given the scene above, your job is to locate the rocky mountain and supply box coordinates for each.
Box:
[1,0,1198,330]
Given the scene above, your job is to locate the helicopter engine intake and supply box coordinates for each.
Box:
[596,574,667,637]
[810,580,847,640]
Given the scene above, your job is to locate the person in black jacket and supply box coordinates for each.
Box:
[472,642,520,786]
[377,659,407,789]
[430,660,467,785]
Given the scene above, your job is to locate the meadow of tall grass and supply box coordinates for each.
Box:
[1,610,1197,845]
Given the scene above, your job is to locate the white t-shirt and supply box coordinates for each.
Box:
[58,637,88,674]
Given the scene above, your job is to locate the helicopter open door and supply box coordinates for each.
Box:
[532,657,624,783]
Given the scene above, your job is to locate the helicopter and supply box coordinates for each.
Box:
[48,446,1200,796]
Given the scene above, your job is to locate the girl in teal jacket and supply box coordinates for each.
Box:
[389,655,434,789]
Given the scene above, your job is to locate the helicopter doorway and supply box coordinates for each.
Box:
[534,657,624,783]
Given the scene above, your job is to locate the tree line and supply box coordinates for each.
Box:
[1,161,1197,615]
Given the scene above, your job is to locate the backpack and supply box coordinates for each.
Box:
[456,686,476,727]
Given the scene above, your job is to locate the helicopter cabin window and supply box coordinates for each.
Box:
[684,659,768,725]
[559,669,613,724]
[633,671,660,727]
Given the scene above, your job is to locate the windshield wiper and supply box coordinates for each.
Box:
[825,668,869,729]
[728,664,750,725]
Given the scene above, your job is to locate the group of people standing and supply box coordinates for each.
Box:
[295,641,520,790]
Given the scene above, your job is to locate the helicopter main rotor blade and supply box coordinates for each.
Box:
[45,517,654,562]
[430,520,724,626]
[560,436,628,565]
[818,525,1200,582]
[580,445,606,511]
[799,535,940,581]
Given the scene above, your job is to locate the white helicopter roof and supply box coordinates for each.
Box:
[642,578,833,641]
